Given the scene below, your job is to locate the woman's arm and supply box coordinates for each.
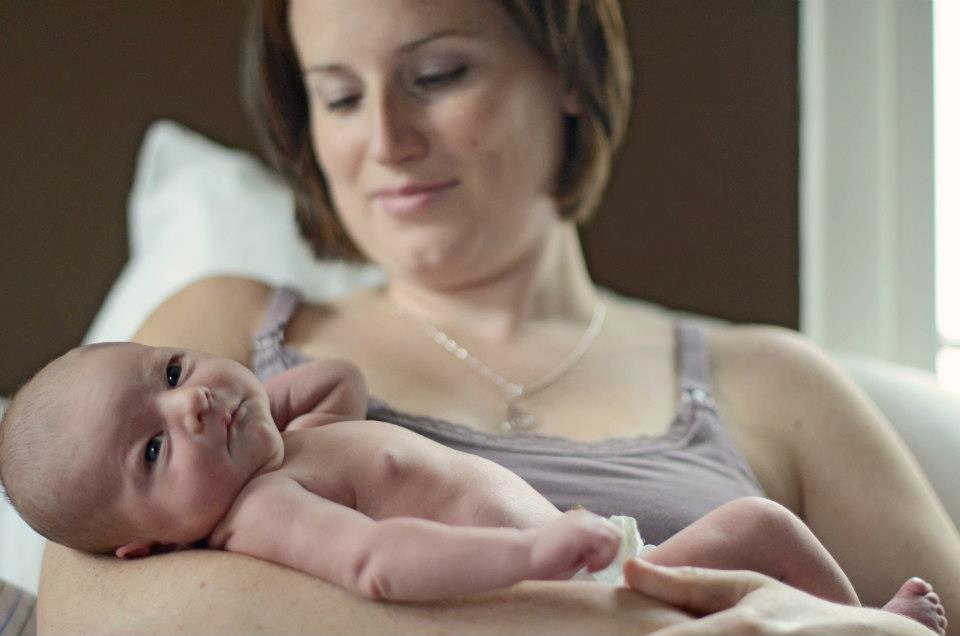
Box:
[132,275,273,360]
[713,326,960,627]
[39,542,689,635]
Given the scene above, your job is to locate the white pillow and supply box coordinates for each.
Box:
[83,119,383,345]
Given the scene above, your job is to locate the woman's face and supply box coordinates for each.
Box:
[289,0,578,287]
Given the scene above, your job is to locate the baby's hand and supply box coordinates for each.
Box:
[529,509,621,580]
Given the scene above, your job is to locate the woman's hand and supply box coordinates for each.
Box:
[623,559,937,636]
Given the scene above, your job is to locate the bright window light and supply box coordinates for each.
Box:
[935,0,960,392]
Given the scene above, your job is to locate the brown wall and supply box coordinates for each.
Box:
[0,1,798,395]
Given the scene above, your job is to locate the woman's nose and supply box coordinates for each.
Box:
[369,90,427,165]
[162,386,212,435]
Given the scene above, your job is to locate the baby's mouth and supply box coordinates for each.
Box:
[224,400,242,455]
[226,400,243,428]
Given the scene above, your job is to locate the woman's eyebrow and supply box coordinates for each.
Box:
[303,28,478,75]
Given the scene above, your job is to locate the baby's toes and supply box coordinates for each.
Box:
[882,578,947,635]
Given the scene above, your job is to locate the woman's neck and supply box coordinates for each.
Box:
[385,223,597,342]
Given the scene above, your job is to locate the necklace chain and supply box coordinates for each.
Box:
[392,301,607,432]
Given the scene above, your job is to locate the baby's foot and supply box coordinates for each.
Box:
[881,577,947,635]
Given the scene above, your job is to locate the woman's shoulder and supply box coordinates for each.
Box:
[705,322,842,389]
[602,290,832,380]
[704,322,874,450]
[133,275,279,362]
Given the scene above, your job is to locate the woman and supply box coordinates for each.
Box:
[40,0,958,634]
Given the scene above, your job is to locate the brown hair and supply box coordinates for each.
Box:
[243,0,633,261]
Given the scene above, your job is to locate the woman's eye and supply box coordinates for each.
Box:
[145,435,163,464]
[415,66,467,89]
[326,95,360,113]
[165,363,182,387]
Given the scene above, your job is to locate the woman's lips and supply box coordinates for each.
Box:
[375,180,458,215]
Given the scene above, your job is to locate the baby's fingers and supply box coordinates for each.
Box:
[582,523,621,572]
[531,511,620,577]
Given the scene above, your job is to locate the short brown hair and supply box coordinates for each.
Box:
[0,351,129,554]
[243,0,633,261]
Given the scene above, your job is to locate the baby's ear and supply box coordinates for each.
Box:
[115,539,157,559]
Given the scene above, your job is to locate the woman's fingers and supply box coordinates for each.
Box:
[622,558,765,617]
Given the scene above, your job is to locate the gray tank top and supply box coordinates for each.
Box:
[253,287,766,544]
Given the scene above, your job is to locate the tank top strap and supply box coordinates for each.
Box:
[254,286,302,341]
[252,286,308,381]
[675,319,716,408]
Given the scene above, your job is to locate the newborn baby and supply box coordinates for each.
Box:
[0,343,947,631]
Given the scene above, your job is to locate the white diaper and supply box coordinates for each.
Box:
[572,515,654,586]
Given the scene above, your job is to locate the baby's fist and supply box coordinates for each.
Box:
[530,509,621,580]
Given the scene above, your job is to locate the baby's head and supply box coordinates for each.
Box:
[0,342,283,556]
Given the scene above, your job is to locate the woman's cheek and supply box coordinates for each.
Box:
[432,84,500,150]
[311,121,361,183]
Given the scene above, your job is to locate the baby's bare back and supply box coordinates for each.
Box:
[277,420,560,529]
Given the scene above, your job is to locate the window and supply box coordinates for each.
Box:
[935,0,960,392]
[800,1,936,371]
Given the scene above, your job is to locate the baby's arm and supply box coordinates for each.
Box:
[264,358,368,430]
[214,476,621,602]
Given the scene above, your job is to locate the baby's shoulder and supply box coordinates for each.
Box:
[282,420,454,487]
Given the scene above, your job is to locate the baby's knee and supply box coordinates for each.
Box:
[725,496,804,541]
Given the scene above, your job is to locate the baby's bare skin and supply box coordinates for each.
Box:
[1,342,620,602]
[208,419,620,600]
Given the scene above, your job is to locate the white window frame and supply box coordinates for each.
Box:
[800,0,936,371]
[934,0,960,392]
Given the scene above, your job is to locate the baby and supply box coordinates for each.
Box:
[0,343,947,632]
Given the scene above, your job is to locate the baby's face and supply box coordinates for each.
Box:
[61,343,283,553]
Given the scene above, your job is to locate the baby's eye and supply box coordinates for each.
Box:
[165,362,182,387]
[145,435,163,464]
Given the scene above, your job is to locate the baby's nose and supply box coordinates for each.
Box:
[168,386,212,434]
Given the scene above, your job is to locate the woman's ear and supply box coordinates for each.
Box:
[115,539,158,559]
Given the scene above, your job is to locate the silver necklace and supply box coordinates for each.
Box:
[392,301,607,432]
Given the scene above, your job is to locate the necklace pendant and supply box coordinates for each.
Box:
[502,404,537,432]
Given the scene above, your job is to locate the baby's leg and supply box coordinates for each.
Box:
[643,498,947,634]
[643,497,859,604]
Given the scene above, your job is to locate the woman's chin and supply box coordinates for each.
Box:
[386,239,478,285]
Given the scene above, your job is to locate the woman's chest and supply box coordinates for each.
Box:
[292,312,682,442]
[368,370,680,441]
